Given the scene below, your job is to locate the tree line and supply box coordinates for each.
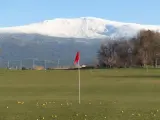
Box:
[97,30,160,68]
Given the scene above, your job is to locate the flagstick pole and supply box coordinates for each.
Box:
[78,61,81,104]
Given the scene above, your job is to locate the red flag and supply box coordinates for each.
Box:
[74,52,80,64]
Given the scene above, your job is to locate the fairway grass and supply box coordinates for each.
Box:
[0,68,160,120]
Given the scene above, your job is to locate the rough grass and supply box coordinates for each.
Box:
[0,68,160,120]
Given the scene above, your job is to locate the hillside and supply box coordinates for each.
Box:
[0,17,160,68]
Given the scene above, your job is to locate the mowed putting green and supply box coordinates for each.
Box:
[0,68,160,120]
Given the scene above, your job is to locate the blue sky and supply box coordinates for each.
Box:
[0,0,160,27]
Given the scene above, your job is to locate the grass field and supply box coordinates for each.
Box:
[0,68,160,120]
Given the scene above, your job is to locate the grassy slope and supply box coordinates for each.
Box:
[0,68,160,120]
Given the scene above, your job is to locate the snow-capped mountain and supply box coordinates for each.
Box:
[1,17,160,39]
[0,17,159,68]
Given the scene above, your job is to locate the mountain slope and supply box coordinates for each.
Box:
[0,17,160,39]
[0,17,160,68]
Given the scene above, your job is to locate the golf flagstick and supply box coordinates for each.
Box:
[74,52,81,104]
[78,60,81,104]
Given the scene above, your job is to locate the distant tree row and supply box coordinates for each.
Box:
[97,30,160,68]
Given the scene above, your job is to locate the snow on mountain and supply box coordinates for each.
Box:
[1,17,160,39]
[0,17,160,67]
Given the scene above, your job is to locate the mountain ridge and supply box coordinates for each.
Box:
[0,17,160,67]
[0,17,160,39]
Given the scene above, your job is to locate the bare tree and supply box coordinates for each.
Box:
[98,40,118,68]
[97,30,160,68]
[135,30,160,67]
